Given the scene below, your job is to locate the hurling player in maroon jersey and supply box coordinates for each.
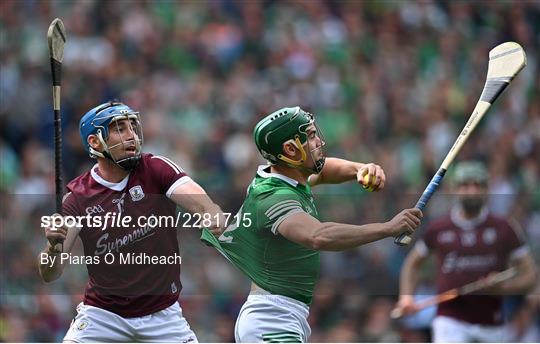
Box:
[397,161,537,342]
[38,101,225,342]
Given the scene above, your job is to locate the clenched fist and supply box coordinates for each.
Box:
[44,213,68,246]
[386,208,423,237]
[357,163,386,191]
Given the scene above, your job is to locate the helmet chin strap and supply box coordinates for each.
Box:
[115,155,140,170]
[298,156,326,174]
[312,156,326,173]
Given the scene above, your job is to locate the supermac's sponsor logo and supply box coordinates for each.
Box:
[441,251,497,274]
[86,204,105,215]
[94,223,156,255]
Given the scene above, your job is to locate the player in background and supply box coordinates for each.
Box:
[38,101,225,342]
[396,161,537,342]
[201,106,423,342]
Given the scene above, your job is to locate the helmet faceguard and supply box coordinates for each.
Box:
[307,121,326,173]
[453,161,488,213]
[79,101,144,170]
[254,106,326,174]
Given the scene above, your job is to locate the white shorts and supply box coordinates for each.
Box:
[432,315,508,343]
[235,294,311,343]
[63,302,197,343]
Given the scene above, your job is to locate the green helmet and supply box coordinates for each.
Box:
[453,161,488,185]
[253,106,326,173]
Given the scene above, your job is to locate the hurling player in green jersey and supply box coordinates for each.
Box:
[202,106,423,342]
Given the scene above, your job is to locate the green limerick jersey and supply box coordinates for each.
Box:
[201,166,320,305]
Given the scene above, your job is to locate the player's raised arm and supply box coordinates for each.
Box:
[308,158,385,191]
[38,214,81,282]
[277,208,422,251]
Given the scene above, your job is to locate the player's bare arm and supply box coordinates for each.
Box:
[396,246,430,315]
[495,221,537,294]
[277,208,422,251]
[38,214,81,283]
[170,179,226,236]
[308,158,385,191]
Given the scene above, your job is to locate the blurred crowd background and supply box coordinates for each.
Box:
[1,0,539,342]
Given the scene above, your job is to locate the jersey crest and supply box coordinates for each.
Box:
[129,185,145,201]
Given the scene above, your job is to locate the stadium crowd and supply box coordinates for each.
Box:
[1,0,539,342]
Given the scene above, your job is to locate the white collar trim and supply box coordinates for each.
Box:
[90,164,129,191]
[257,165,298,187]
[450,204,489,231]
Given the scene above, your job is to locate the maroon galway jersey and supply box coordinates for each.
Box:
[62,153,191,317]
[416,206,528,325]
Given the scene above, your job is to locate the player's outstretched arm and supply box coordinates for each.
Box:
[308,158,385,191]
[169,179,226,235]
[277,208,421,251]
[38,215,81,283]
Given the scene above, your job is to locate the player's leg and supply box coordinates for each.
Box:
[431,316,471,343]
[132,302,198,343]
[63,302,134,342]
[235,294,310,343]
